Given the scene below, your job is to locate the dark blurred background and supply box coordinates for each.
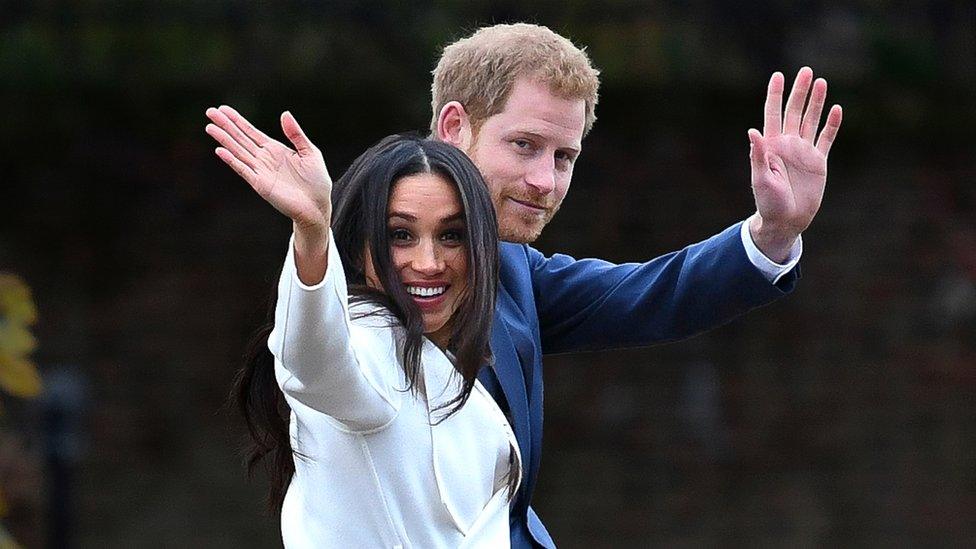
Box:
[1,1,974,547]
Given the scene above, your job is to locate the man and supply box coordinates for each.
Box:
[429,23,841,547]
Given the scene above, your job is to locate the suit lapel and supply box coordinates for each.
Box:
[486,313,531,470]
[497,285,535,372]
[496,284,545,506]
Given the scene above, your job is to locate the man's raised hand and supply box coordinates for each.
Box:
[205,106,333,232]
[748,67,842,263]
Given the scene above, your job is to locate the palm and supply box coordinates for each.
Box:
[248,140,331,227]
[747,67,842,257]
[752,134,827,234]
[205,106,332,229]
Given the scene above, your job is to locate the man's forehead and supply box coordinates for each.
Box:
[490,78,585,146]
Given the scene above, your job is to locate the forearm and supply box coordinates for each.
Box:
[533,222,796,354]
[269,233,400,430]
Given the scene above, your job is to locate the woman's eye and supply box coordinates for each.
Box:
[390,228,412,241]
[441,230,465,244]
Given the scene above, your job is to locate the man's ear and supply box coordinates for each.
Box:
[436,101,473,150]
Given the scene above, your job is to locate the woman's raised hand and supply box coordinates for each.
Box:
[205,106,333,232]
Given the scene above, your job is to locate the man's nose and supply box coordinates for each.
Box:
[524,155,556,195]
[410,240,444,275]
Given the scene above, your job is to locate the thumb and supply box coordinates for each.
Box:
[281,111,317,157]
[747,129,768,173]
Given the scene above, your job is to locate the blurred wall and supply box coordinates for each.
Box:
[1,1,974,547]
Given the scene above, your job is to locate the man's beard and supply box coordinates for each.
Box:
[495,194,560,244]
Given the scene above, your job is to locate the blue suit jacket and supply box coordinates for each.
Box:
[476,222,798,548]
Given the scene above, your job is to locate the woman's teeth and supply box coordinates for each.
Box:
[406,286,446,297]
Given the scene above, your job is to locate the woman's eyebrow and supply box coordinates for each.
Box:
[388,211,465,223]
[388,212,416,222]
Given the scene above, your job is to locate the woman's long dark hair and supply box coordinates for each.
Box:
[232,134,504,513]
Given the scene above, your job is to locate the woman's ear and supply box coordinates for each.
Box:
[436,101,473,150]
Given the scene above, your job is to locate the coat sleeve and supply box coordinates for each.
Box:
[267,232,401,432]
[528,222,798,355]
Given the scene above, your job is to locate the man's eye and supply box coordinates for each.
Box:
[513,139,532,150]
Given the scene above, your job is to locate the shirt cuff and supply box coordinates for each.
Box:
[739,219,802,285]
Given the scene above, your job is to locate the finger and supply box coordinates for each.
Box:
[763,72,784,137]
[815,105,843,156]
[206,107,261,156]
[783,67,814,135]
[218,105,273,147]
[799,78,827,142]
[206,123,257,170]
[215,147,260,188]
[748,128,769,173]
[280,111,318,157]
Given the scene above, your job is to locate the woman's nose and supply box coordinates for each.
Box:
[409,240,443,275]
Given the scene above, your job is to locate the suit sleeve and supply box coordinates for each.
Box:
[530,221,798,355]
[267,233,401,432]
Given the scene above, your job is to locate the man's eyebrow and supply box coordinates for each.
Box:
[511,130,581,154]
[388,211,466,223]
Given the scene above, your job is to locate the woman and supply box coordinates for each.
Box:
[204,106,519,548]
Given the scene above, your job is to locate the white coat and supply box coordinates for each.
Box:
[268,235,522,548]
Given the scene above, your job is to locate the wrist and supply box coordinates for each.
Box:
[292,221,330,286]
[748,214,798,264]
[293,221,330,255]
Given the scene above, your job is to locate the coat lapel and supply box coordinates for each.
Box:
[421,341,476,534]
[422,340,523,536]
